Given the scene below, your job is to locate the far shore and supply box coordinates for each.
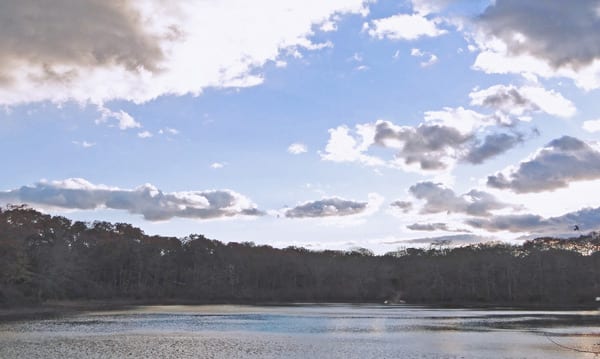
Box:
[2,299,598,323]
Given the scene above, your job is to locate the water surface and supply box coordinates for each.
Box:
[1,304,598,358]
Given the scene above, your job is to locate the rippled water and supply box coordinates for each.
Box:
[1,304,599,358]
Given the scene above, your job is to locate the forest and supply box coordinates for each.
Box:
[1,205,599,307]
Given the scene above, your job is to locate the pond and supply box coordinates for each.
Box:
[0,304,598,358]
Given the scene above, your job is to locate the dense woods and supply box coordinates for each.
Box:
[1,206,599,307]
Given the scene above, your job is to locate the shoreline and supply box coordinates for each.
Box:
[2,299,597,323]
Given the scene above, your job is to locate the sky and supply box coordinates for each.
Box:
[2,0,600,253]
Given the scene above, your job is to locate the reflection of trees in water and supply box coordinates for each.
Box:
[1,205,600,307]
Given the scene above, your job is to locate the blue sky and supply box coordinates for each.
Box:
[2,0,600,252]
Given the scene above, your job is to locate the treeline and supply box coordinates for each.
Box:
[1,206,599,306]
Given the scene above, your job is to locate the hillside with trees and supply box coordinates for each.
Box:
[1,206,599,307]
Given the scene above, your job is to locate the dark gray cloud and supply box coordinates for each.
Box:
[465,206,600,235]
[374,121,471,170]
[487,136,600,193]
[371,120,526,170]
[470,85,536,114]
[0,0,164,85]
[477,0,600,69]
[406,222,471,232]
[480,88,530,110]
[469,85,576,119]
[285,197,369,218]
[384,234,493,246]
[464,132,524,164]
[324,117,529,172]
[0,178,262,221]
[390,200,413,213]
[409,181,514,217]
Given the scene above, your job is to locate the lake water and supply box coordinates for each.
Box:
[0,304,598,358]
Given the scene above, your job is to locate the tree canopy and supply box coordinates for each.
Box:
[1,206,599,306]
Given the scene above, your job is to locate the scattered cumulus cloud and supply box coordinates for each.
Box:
[137,131,153,138]
[487,136,600,193]
[0,178,263,221]
[409,181,517,217]
[390,200,413,213]
[322,116,526,172]
[350,52,363,62]
[288,143,308,155]
[469,85,576,118]
[385,234,493,246]
[365,13,447,41]
[285,193,383,218]
[320,19,338,32]
[321,124,384,167]
[158,127,179,135]
[464,132,525,165]
[96,106,141,130]
[422,107,493,135]
[420,54,438,67]
[465,206,600,235]
[410,48,438,67]
[374,120,470,170]
[582,119,600,133]
[406,222,471,232]
[72,141,95,148]
[410,0,452,15]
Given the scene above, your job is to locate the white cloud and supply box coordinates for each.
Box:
[210,162,225,169]
[0,0,370,106]
[410,0,451,15]
[410,48,424,57]
[0,178,262,221]
[365,13,447,41]
[158,127,179,135]
[423,106,493,134]
[320,19,338,32]
[351,52,364,62]
[320,124,385,167]
[137,131,153,138]
[410,48,439,67]
[287,143,308,155]
[72,141,96,148]
[583,119,600,133]
[96,105,141,130]
[421,54,438,67]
